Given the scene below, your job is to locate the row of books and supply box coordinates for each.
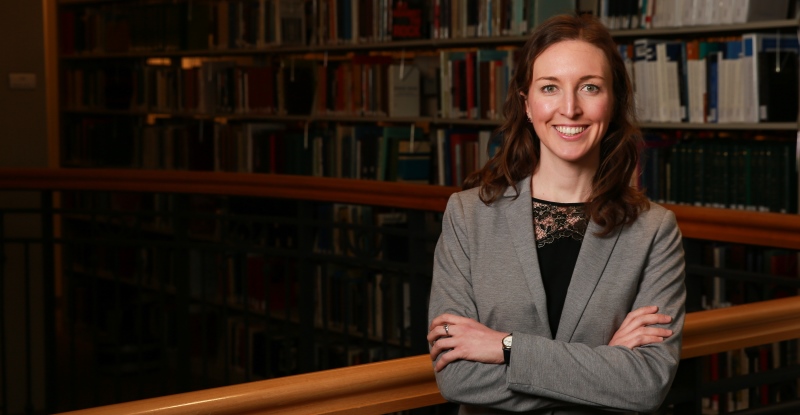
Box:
[213,122,433,183]
[59,0,795,56]
[686,240,799,413]
[213,122,503,187]
[63,49,509,120]
[67,232,414,347]
[62,59,316,116]
[63,30,799,125]
[693,243,799,311]
[625,33,799,124]
[59,0,308,55]
[62,117,439,187]
[701,342,799,413]
[594,0,792,31]
[641,132,797,214]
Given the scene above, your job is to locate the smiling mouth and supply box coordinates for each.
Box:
[554,126,586,136]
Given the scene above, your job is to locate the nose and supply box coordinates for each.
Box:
[560,91,583,118]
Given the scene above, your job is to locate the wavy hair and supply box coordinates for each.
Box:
[462,14,649,236]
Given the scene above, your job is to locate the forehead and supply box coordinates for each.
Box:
[532,40,610,76]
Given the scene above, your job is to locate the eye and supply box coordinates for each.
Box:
[582,84,600,93]
[541,85,557,94]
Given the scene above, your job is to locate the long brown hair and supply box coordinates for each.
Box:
[463,14,648,236]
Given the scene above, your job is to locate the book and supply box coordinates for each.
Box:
[742,32,800,122]
[735,0,790,23]
[387,64,421,117]
[476,49,513,120]
[391,0,426,40]
[448,131,479,186]
[380,125,424,181]
[353,124,383,180]
[685,39,707,123]
[275,0,306,45]
[281,59,316,115]
[396,140,432,183]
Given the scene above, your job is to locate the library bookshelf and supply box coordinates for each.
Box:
[35,0,800,413]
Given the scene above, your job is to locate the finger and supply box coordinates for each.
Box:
[628,313,673,327]
[429,313,457,331]
[620,312,672,333]
[619,306,658,330]
[429,335,455,359]
[434,348,459,372]
[643,327,673,337]
[615,328,674,348]
[426,325,448,344]
[620,306,659,327]
[430,339,454,364]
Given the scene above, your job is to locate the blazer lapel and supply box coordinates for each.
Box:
[555,220,623,342]
[502,177,552,338]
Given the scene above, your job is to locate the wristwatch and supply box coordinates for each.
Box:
[502,333,512,365]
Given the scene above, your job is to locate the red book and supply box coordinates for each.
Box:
[759,347,769,405]
[245,66,276,113]
[449,132,478,186]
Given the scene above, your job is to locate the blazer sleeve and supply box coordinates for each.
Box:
[428,193,565,412]
[506,208,686,413]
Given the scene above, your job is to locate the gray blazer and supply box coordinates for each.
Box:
[428,176,686,415]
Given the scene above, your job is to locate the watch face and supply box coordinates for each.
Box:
[503,335,512,348]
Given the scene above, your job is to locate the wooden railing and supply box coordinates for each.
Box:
[55,295,800,415]
[4,168,800,249]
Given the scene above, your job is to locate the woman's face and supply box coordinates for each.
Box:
[524,40,614,170]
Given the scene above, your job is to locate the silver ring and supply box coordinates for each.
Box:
[444,324,450,336]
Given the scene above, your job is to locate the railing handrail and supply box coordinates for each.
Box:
[2,168,800,249]
[56,295,800,415]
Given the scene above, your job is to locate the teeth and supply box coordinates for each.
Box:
[555,126,585,136]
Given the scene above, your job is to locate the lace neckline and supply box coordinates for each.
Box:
[532,198,588,248]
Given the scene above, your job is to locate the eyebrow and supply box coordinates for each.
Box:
[535,75,606,82]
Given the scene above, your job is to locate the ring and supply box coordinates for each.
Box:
[444,324,450,336]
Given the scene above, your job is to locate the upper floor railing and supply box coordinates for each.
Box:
[4,168,800,249]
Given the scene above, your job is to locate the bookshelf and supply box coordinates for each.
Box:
[46,0,800,413]
[53,1,800,199]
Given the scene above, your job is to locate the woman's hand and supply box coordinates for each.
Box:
[427,313,508,372]
[609,306,673,349]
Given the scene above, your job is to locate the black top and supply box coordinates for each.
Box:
[532,198,588,337]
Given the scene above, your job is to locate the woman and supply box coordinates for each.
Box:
[427,14,686,415]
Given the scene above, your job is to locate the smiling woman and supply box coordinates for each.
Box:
[427,14,686,415]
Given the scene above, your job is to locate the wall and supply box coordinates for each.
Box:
[0,0,50,414]
[0,0,49,167]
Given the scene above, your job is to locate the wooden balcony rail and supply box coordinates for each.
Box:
[2,168,800,249]
[56,295,800,415]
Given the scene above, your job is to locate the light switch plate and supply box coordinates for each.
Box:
[9,73,37,90]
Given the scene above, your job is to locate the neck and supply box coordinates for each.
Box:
[530,162,595,203]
